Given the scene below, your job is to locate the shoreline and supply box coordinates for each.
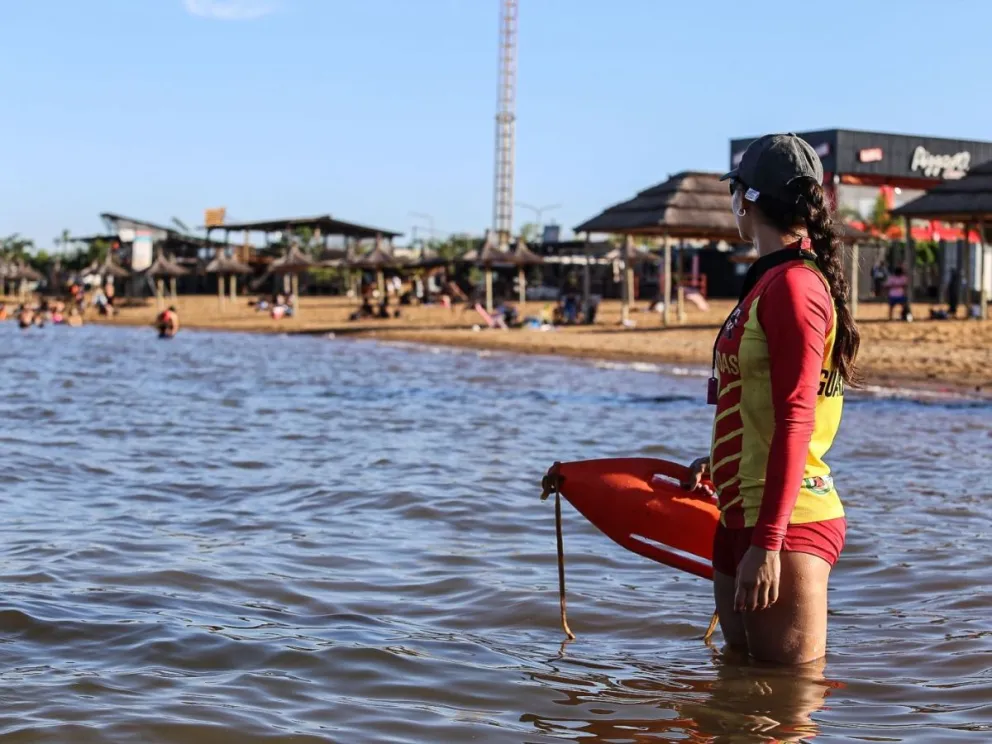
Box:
[346,330,992,401]
[73,295,991,398]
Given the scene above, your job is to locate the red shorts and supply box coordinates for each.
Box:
[712,518,846,577]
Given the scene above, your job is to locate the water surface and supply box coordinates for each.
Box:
[0,324,989,742]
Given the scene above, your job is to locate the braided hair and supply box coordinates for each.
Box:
[753,178,861,385]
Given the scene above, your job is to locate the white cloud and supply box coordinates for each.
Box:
[183,0,278,21]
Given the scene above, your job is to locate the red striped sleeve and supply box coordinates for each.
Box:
[752,266,832,551]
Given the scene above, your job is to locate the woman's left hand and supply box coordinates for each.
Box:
[734,546,781,612]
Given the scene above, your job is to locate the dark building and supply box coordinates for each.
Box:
[730,129,992,300]
[729,129,992,216]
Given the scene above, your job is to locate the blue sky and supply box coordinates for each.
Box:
[1,0,990,248]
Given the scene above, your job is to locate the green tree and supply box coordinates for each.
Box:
[519,222,540,243]
[867,192,898,236]
[0,233,35,260]
[54,228,72,254]
[434,233,475,261]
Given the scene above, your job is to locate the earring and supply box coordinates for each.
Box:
[737,208,747,217]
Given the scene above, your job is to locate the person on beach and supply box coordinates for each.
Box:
[684,133,860,665]
[156,306,180,338]
[885,266,910,321]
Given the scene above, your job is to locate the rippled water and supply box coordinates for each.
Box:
[1,323,990,742]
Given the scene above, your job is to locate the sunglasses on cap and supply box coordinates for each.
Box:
[729,179,761,202]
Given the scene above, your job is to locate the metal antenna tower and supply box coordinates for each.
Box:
[492,0,518,250]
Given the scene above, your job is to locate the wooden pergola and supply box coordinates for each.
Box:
[205,253,252,309]
[575,171,742,325]
[202,214,402,264]
[892,159,992,319]
[576,171,875,322]
[268,245,313,316]
[349,237,402,297]
[84,253,130,283]
[145,254,189,309]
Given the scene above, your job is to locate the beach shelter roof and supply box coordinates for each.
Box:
[504,238,545,266]
[407,246,449,269]
[269,244,313,275]
[575,171,742,240]
[202,214,402,240]
[462,232,514,265]
[145,253,189,278]
[8,261,43,282]
[891,159,992,221]
[85,254,130,279]
[350,240,401,270]
[205,253,252,275]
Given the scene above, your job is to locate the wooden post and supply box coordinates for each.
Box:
[170,277,178,302]
[620,236,632,325]
[377,270,385,298]
[676,240,686,323]
[582,233,591,322]
[979,217,989,320]
[517,266,526,308]
[230,274,237,302]
[904,216,915,304]
[217,274,224,310]
[156,278,165,310]
[849,242,860,320]
[662,241,672,327]
[291,273,300,318]
[485,267,494,314]
[963,227,974,310]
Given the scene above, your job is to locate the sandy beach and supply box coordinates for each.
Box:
[77,294,992,394]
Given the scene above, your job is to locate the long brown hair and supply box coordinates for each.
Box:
[753,178,861,385]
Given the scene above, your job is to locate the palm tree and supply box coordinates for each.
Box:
[54,228,72,255]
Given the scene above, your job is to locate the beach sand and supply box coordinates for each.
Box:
[90,294,992,393]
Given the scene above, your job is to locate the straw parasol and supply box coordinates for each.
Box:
[350,238,401,296]
[205,252,252,308]
[145,254,189,308]
[85,253,130,281]
[9,261,43,282]
[503,238,544,307]
[576,171,742,325]
[268,244,313,317]
[7,261,43,301]
[459,232,512,312]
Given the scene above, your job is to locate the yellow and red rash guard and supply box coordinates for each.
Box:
[711,246,845,551]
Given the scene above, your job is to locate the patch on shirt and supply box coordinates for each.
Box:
[802,475,834,495]
[721,307,743,339]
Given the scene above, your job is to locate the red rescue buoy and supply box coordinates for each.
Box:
[550,458,718,580]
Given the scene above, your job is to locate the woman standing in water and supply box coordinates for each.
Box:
[686,133,860,664]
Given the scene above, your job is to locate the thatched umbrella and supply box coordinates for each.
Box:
[503,238,544,307]
[85,254,130,283]
[269,244,313,317]
[460,232,511,313]
[146,254,189,309]
[350,238,401,297]
[8,261,43,301]
[576,171,740,325]
[0,260,10,297]
[205,253,252,308]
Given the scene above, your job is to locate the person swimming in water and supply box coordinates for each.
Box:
[17,305,34,329]
[156,306,180,338]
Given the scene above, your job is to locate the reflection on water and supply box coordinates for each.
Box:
[0,323,990,742]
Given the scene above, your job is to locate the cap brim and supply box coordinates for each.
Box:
[719,169,737,182]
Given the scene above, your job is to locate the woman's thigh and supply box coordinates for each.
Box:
[744,551,832,664]
[714,570,747,651]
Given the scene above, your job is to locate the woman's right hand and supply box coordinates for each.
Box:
[682,456,713,495]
